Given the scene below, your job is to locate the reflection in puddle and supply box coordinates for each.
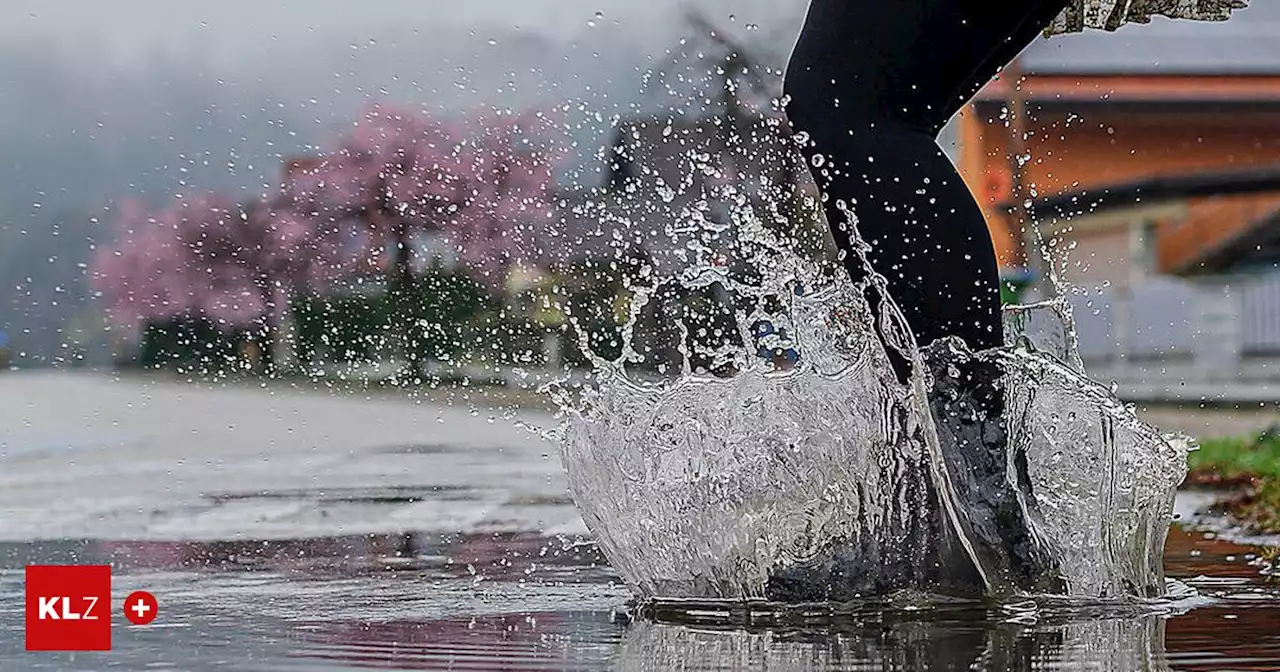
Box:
[1,527,1277,671]
[617,616,1169,672]
[298,614,623,671]
[6,531,613,583]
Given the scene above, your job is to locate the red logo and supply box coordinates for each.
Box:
[124,591,158,626]
[25,565,112,651]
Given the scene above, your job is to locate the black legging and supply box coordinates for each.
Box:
[784,0,1070,354]
[777,1,1075,598]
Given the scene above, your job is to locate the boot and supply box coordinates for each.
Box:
[923,337,1065,595]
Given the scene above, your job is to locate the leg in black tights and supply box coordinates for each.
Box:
[783,0,1070,355]
[778,0,1072,596]
[936,1,1077,130]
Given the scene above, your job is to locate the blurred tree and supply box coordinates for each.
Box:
[92,104,561,378]
[286,103,561,378]
[678,10,832,265]
[90,193,354,373]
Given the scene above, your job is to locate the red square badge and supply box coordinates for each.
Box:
[25,565,112,651]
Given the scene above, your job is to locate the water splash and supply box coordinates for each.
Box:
[547,116,1188,605]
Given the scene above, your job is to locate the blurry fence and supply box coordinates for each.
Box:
[1067,269,1280,400]
[1241,272,1280,354]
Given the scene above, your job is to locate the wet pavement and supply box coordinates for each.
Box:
[0,372,581,542]
[2,372,1279,671]
[1137,403,1280,441]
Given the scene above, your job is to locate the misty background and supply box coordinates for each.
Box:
[1,0,821,366]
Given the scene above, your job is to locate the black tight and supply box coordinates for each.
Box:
[774,2,1074,597]
[784,0,1070,354]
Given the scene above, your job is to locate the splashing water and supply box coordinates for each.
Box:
[547,116,1188,606]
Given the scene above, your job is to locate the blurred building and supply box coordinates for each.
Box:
[958,3,1280,396]
[553,113,827,275]
[959,2,1280,289]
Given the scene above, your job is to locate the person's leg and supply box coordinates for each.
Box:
[781,0,1070,596]
[783,0,1005,355]
[801,121,1005,354]
[783,0,1071,353]
[932,0,1072,132]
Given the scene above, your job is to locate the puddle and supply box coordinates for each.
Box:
[2,378,1274,669]
[1,526,1276,670]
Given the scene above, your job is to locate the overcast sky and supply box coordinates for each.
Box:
[0,1,1265,362]
[0,1,809,362]
[0,0,806,204]
[6,0,682,59]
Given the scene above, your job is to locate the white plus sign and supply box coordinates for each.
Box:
[131,599,151,618]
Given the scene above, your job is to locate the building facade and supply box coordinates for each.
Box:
[957,3,1280,290]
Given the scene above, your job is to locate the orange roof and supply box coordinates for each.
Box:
[975,74,1280,104]
[1159,193,1280,273]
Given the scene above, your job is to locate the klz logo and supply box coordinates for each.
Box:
[25,565,111,651]
[37,596,101,620]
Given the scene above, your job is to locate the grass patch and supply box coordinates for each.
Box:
[1188,434,1280,533]
[1190,435,1280,481]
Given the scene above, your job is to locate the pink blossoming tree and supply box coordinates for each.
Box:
[286,102,561,376]
[92,103,560,376]
[91,191,361,371]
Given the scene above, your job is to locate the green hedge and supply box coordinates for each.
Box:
[137,317,254,374]
[294,269,494,368]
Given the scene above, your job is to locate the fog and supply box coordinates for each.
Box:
[0,0,809,365]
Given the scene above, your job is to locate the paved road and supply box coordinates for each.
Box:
[3,372,1280,671]
[1137,403,1280,439]
[1,370,1274,545]
[0,371,585,542]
